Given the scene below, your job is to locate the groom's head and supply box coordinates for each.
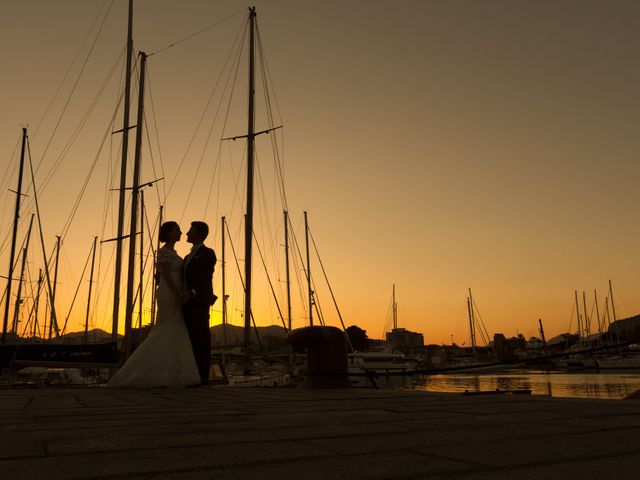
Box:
[186,221,209,245]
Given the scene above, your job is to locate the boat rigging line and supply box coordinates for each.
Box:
[26,134,60,339]
[32,0,115,178]
[165,12,247,206]
[143,71,166,205]
[308,228,350,336]
[252,230,287,332]
[147,8,246,58]
[59,239,95,336]
[32,0,114,140]
[223,219,263,352]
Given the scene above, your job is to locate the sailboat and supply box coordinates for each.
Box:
[0,1,139,370]
[0,128,120,370]
[347,285,417,386]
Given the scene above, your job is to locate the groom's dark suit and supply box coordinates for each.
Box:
[183,243,217,385]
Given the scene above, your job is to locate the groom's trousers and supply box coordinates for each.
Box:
[183,303,211,384]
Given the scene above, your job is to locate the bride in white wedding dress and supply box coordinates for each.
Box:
[107,221,201,388]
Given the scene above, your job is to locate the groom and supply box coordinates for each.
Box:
[183,221,217,386]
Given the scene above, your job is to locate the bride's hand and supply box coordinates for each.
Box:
[179,291,191,304]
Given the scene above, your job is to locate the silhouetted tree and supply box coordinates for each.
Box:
[346,325,370,352]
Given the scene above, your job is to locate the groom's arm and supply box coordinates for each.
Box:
[190,248,216,303]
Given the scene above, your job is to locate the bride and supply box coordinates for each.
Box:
[107,221,201,388]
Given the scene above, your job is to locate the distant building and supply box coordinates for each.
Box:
[385,328,424,356]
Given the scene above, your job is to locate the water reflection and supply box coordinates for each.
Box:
[379,370,640,399]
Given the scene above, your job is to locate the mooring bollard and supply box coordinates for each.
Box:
[286,326,350,388]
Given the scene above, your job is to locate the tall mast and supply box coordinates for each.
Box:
[221,216,227,346]
[243,7,256,369]
[138,190,145,330]
[304,211,312,325]
[11,214,35,334]
[574,290,581,337]
[582,290,589,337]
[608,280,618,323]
[84,236,98,344]
[2,128,27,345]
[112,0,135,342]
[123,51,147,359]
[468,288,477,355]
[538,318,547,348]
[594,290,602,335]
[150,205,162,326]
[33,269,42,339]
[392,284,397,330]
[48,235,61,340]
[284,211,291,332]
[466,296,474,354]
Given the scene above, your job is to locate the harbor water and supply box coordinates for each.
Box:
[379,369,640,399]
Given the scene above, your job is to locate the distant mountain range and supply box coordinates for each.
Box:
[16,324,288,345]
[11,323,287,345]
[209,324,287,345]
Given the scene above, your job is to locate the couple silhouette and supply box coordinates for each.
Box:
[108,221,217,388]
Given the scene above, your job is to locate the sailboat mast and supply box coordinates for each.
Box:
[112,0,135,342]
[608,280,618,323]
[468,288,477,354]
[48,235,61,340]
[150,205,162,326]
[84,236,98,344]
[243,7,256,367]
[574,290,582,337]
[538,318,547,347]
[284,211,291,332]
[221,216,227,345]
[582,290,589,337]
[11,214,35,335]
[33,269,42,339]
[304,211,312,326]
[466,296,473,353]
[123,51,147,359]
[594,290,602,335]
[2,127,27,345]
[392,284,397,330]
[138,190,145,330]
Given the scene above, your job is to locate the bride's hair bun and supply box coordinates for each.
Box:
[159,221,179,243]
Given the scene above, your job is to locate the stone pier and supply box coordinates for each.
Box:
[0,387,639,479]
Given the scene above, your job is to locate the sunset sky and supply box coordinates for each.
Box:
[1,0,639,345]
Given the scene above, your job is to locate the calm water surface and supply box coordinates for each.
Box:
[379,369,640,399]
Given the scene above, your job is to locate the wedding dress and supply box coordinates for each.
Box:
[107,247,201,387]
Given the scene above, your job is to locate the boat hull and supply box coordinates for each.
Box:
[0,342,119,368]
